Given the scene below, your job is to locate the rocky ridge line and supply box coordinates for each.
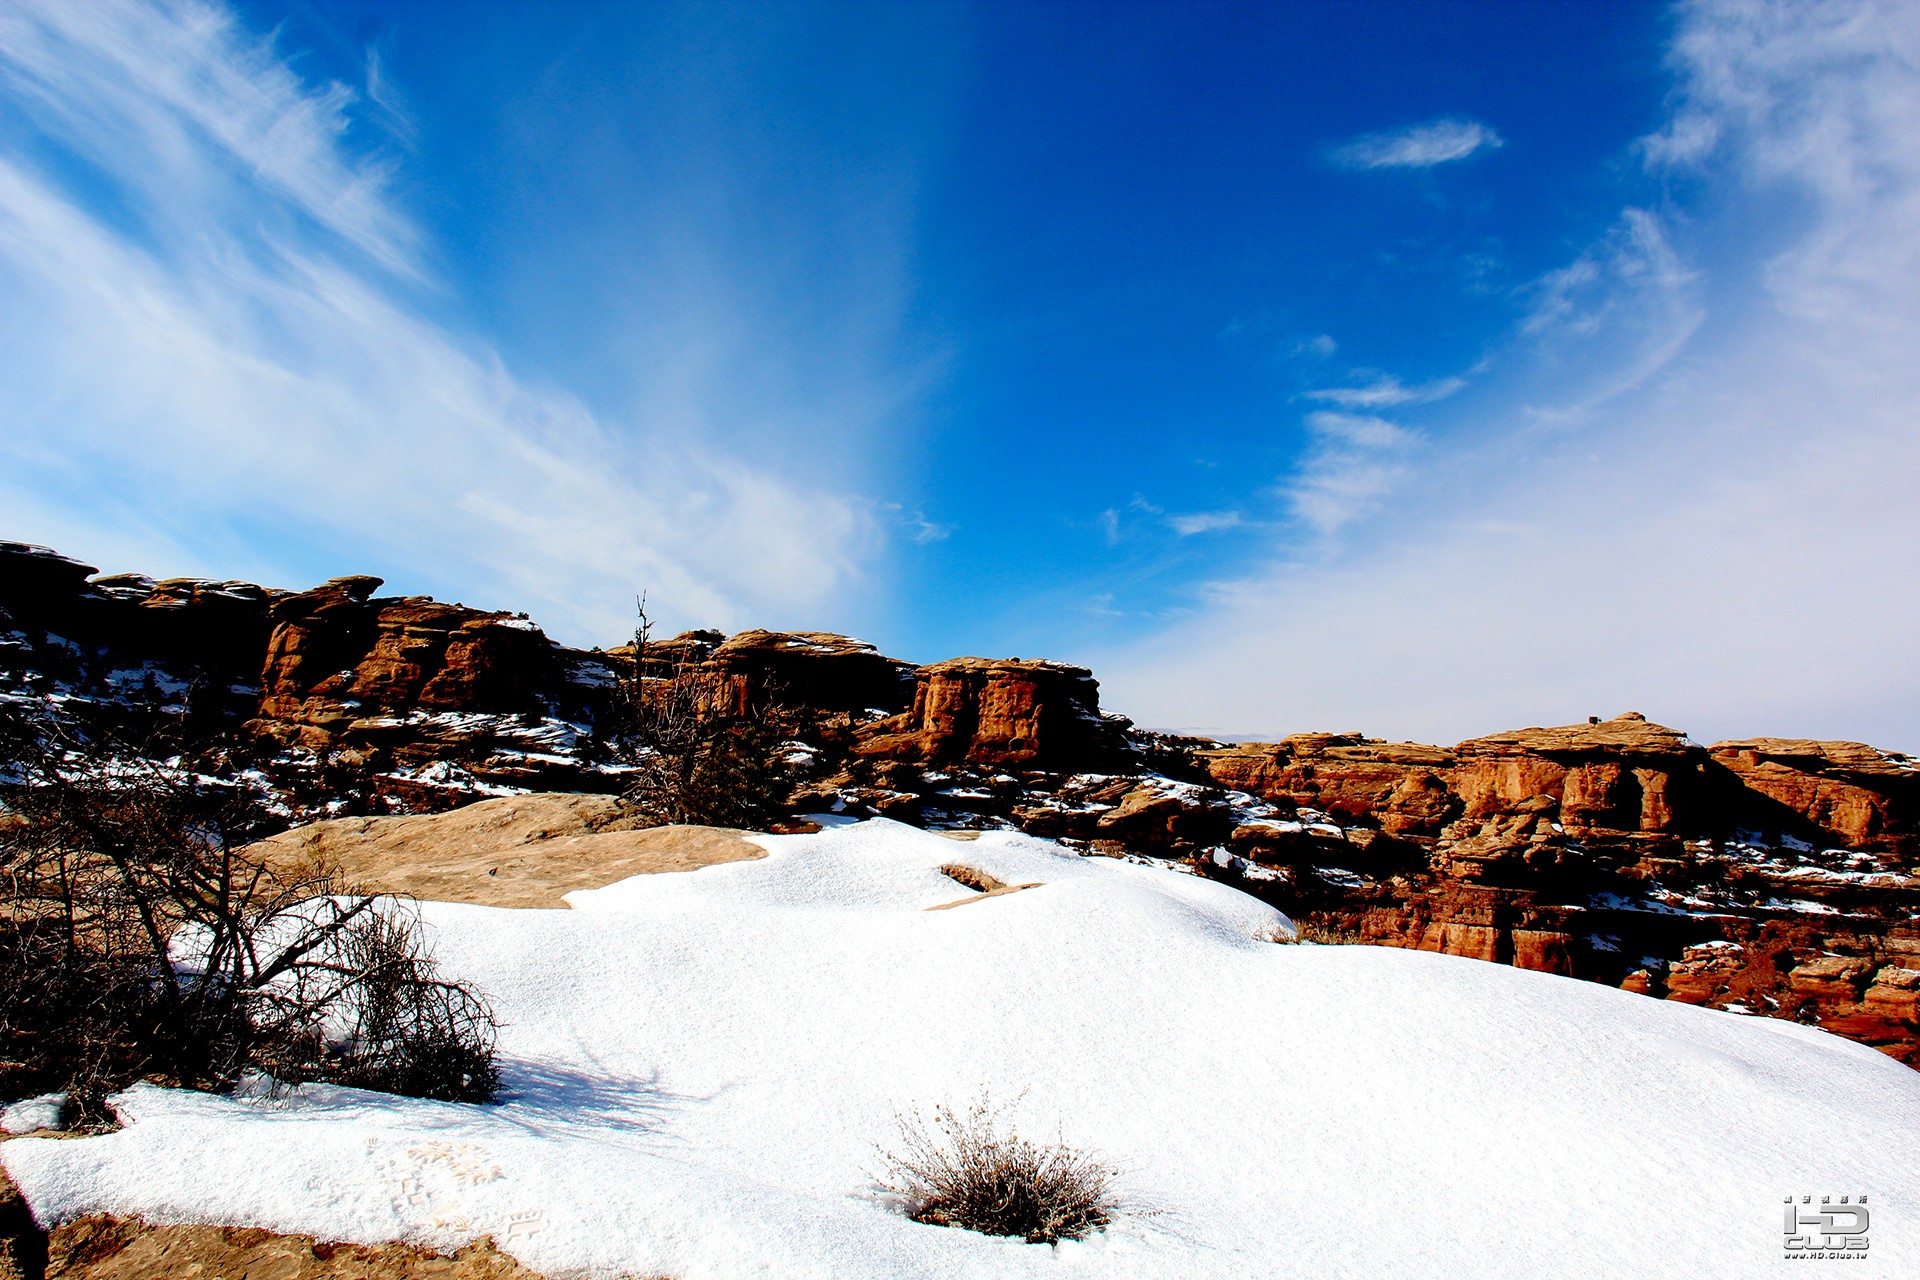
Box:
[2,540,1915,1065]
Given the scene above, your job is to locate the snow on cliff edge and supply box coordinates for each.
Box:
[6,819,1917,1278]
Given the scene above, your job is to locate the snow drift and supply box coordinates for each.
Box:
[5,819,1916,1277]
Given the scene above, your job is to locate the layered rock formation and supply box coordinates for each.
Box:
[254,578,571,737]
[855,657,1129,769]
[1449,713,1703,837]
[1711,737,1916,850]
[1199,735,1459,835]
[3,540,1916,1066]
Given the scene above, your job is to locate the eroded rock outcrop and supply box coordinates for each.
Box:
[604,628,914,718]
[253,578,566,743]
[1450,713,1707,836]
[853,657,1129,770]
[0,541,281,719]
[1163,711,1920,1063]
[1710,737,1917,852]
[1199,735,1459,835]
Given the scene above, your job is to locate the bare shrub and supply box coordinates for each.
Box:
[1262,913,1362,945]
[877,1095,1118,1244]
[0,703,498,1117]
[248,904,500,1103]
[605,597,795,829]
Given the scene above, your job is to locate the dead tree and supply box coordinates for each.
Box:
[604,597,796,830]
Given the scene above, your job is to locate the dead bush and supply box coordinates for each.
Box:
[248,904,500,1104]
[877,1095,1118,1244]
[0,703,498,1117]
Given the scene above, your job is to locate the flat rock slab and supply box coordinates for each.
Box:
[248,793,763,909]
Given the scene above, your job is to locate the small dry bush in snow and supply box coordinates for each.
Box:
[1262,913,1362,945]
[877,1096,1118,1244]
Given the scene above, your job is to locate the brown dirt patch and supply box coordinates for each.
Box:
[40,1215,625,1279]
[5,1147,665,1279]
[247,793,763,908]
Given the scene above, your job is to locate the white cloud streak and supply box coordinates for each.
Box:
[1106,0,1920,752]
[1305,373,1466,408]
[0,0,883,642]
[1333,117,1505,170]
[1167,511,1244,536]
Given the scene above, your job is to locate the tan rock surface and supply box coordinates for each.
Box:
[1454,712,1691,758]
[248,793,762,908]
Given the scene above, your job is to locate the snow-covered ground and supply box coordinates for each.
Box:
[6,819,1917,1278]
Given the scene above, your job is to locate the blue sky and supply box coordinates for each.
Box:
[3,0,1918,749]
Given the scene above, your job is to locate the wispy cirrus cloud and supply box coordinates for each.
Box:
[0,0,898,642]
[1332,117,1504,170]
[1515,206,1705,415]
[1279,412,1420,536]
[1523,208,1699,337]
[0,0,419,276]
